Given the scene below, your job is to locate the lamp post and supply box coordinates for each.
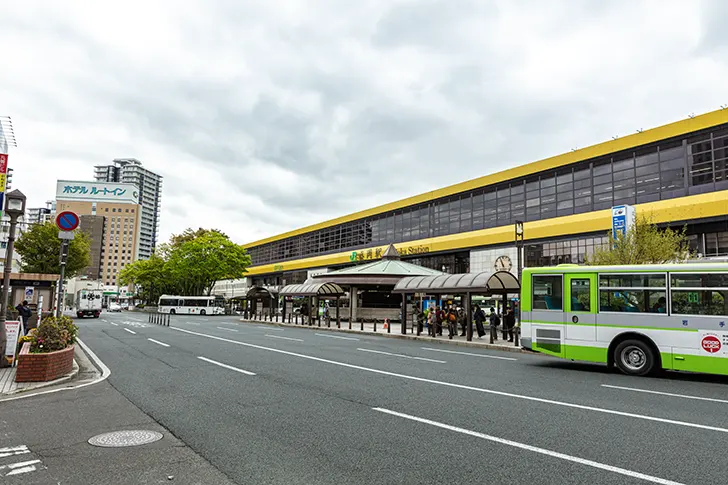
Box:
[515,220,524,325]
[0,189,26,367]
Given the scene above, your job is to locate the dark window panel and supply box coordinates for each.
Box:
[540,203,557,217]
[635,149,659,166]
[574,195,592,207]
[557,199,574,210]
[526,198,540,208]
[612,177,635,190]
[541,193,556,204]
[541,186,556,196]
[557,182,573,193]
[574,187,592,197]
[573,178,591,190]
[593,173,612,186]
[612,156,634,172]
[526,178,539,191]
[613,169,635,182]
[540,176,555,188]
[636,163,660,178]
[557,171,573,184]
[593,161,612,176]
[510,183,524,195]
[593,182,613,194]
[573,167,591,180]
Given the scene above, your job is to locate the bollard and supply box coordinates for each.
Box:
[514,326,520,347]
[387,318,391,334]
[360,320,363,331]
[374,320,377,332]
[148,313,151,324]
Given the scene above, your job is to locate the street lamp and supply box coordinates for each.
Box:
[514,220,524,327]
[0,189,26,367]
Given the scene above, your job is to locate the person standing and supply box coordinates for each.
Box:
[16,300,32,335]
[435,306,444,336]
[504,308,516,342]
[427,306,437,337]
[488,307,500,341]
[473,305,486,339]
[446,306,457,339]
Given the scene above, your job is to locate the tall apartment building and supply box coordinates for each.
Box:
[27,200,56,225]
[94,158,162,260]
[55,180,142,286]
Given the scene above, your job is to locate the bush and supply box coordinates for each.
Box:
[20,315,78,353]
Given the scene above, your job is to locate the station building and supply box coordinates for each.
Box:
[240,109,728,293]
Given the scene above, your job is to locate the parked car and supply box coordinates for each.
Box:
[108,302,122,312]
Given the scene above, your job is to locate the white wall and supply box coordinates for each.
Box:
[469,246,519,274]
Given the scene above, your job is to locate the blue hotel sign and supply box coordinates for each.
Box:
[611,205,636,239]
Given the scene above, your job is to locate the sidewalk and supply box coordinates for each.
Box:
[0,340,235,484]
[241,318,526,354]
[0,361,79,396]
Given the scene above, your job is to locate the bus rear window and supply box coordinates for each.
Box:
[532,275,563,310]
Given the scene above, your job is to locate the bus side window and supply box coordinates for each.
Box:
[533,275,563,310]
[570,279,590,312]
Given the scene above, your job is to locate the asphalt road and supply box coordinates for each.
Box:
[75,311,728,485]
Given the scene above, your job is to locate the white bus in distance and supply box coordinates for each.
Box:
[157,295,225,315]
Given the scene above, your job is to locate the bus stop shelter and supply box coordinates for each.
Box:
[393,271,520,341]
[279,281,345,327]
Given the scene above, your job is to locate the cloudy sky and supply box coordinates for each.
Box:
[3,0,728,245]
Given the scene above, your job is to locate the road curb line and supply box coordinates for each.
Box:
[239,319,529,354]
[0,338,111,402]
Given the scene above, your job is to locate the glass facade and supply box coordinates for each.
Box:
[248,124,728,267]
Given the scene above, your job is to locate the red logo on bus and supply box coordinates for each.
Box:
[701,335,721,353]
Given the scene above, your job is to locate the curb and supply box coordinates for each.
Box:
[3,360,79,396]
[240,319,528,354]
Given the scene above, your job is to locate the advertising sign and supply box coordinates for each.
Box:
[55,180,139,204]
[611,205,636,239]
[699,331,728,356]
[4,320,21,362]
[0,153,8,221]
[24,287,34,300]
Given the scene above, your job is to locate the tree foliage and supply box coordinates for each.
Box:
[586,215,692,265]
[119,228,250,303]
[15,222,91,277]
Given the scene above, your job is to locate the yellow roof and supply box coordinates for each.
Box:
[244,108,728,249]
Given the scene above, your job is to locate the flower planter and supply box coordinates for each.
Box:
[15,343,75,383]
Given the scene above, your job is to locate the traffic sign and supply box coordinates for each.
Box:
[56,211,80,231]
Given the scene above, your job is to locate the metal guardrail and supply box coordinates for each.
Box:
[148,313,171,326]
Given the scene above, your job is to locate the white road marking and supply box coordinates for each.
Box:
[421,347,517,361]
[358,348,446,363]
[0,446,29,458]
[169,327,728,434]
[602,384,728,404]
[0,459,43,477]
[147,338,170,348]
[197,356,255,376]
[123,328,136,335]
[373,408,683,485]
[265,334,303,342]
[315,333,359,341]
[217,326,239,332]
[109,322,118,326]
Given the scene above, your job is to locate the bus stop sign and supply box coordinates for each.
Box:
[56,211,80,231]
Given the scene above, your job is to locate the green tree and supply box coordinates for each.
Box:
[118,254,171,304]
[166,230,251,295]
[587,215,692,265]
[15,222,91,277]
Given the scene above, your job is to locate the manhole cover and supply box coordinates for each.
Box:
[88,430,163,448]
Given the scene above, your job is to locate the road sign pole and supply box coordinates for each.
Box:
[56,239,69,318]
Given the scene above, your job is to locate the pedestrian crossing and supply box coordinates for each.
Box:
[0,445,45,478]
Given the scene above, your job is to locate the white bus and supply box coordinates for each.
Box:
[157,295,225,315]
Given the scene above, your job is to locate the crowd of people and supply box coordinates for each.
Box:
[412,303,516,341]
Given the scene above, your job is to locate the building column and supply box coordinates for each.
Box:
[349,286,358,324]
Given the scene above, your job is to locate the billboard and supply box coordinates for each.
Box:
[56,180,139,204]
[611,205,636,239]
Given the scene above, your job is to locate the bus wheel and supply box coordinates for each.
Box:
[200,309,206,316]
[614,339,656,376]
[170,309,176,315]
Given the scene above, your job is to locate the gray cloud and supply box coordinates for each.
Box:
[3,0,728,247]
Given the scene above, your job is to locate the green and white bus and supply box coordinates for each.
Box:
[521,263,728,376]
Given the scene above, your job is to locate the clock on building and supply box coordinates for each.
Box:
[494,255,513,272]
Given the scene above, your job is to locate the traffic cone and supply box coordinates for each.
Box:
[383,318,389,329]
